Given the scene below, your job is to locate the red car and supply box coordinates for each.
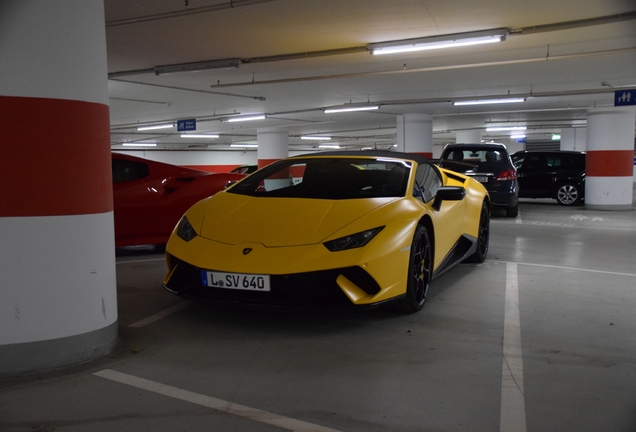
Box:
[112,153,245,247]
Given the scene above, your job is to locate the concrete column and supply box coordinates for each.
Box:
[561,127,587,151]
[456,130,482,144]
[585,106,635,210]
[257,127,289,168]
[396,114,433,158]
[0,0,117,375]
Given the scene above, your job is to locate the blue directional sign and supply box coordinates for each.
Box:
[614,90,636,106]
[177,119,196,131]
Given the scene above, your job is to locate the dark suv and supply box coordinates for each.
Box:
[511,150,586,206]
[438,143,519,217]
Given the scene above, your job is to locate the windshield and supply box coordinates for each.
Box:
[442,148,508,164]
[228,157,412,199]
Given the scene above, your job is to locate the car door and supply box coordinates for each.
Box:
[414,164,465,269]
[516,154,552,197]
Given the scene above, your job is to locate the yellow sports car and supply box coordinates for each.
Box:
[163,150,490,313]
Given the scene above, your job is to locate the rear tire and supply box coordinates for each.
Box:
[389,225,433,313]
[506,203,519,218]
[556,183,582,206]
[467,202,489,263]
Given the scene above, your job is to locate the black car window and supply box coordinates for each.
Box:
[545,155,561,167]
[228,157,412,199]
[512,154,525,169]
[443,149,507,163]
[562,155,584,168]
[413,163,442,203]
[524,155,547,169]
[112,158,149,184]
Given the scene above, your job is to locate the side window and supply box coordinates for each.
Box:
[413,164,442,203]
[525,155,546,169]
[545,155,561,167]
[562,155,583,168]
[112,159,149,184]
[512,155,525,169]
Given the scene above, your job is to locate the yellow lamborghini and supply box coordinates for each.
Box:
[163,150,490,313]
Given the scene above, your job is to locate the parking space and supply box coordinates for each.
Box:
[1,197,635,432]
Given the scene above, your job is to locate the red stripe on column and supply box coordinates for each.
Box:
[409,152,433,159]
[0,96,112,217]
[586,150,634,177]
[258,159,280,169]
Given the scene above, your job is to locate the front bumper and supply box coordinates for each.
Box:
[486,180,518,207]
[163,255,385,308]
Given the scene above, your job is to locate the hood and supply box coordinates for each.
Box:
[199,192,396,247]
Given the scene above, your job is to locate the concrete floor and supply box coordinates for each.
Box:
[2,194,636,432]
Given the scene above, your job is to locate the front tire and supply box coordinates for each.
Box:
[467,201,489,263]
[556,183,582,206]
[390,225,433,313]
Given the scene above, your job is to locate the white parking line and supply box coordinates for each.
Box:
[509,261,636,278]
[94,369,344,432]
[500,262,527,432]
[128,301,192,328]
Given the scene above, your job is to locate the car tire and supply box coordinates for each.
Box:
[466,202,489,263]
[506,203,519,218]
[555,183,582,206]
[389,225,433,313]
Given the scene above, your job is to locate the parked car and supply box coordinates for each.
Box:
[163,150,490,313]
[511,150,586,206]
[230,164,258,175]
[438,143,519,217]
[112,153,245,247]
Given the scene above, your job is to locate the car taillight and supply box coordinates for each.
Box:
[497,170,517,181]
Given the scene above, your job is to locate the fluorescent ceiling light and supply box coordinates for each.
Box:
[230,143,258,148]
[122,142,157,147]
[369,29,509,55]
[180,134,219,138]
[154,58,241,75]
[486,126,527,131]
[510,134,526,139]
[453,98,525,106]
[301,136,331,140]
[324,104,380,113]
[225,115,266,122]
[319,144,341,149]
[137,124,173,131]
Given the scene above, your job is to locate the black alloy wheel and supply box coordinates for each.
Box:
[391,225,433,313]
[467,201,490,263]
[556,183,582,206]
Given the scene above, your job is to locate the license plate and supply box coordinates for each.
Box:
[473,176,489,183]
[201,271,271,291]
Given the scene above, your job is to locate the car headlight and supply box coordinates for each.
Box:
[323,226,384,252]
[176,215,197,242]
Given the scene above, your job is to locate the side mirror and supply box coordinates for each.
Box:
[432,186,466,211]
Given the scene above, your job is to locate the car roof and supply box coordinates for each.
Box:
[291,149,432,166]
[443,143,508,150]
[512,150,585,155]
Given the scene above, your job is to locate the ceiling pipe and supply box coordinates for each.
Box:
[106,0,281,27]
[209,46,636,88]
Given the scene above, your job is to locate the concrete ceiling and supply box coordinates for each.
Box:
[105,0,636,152]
